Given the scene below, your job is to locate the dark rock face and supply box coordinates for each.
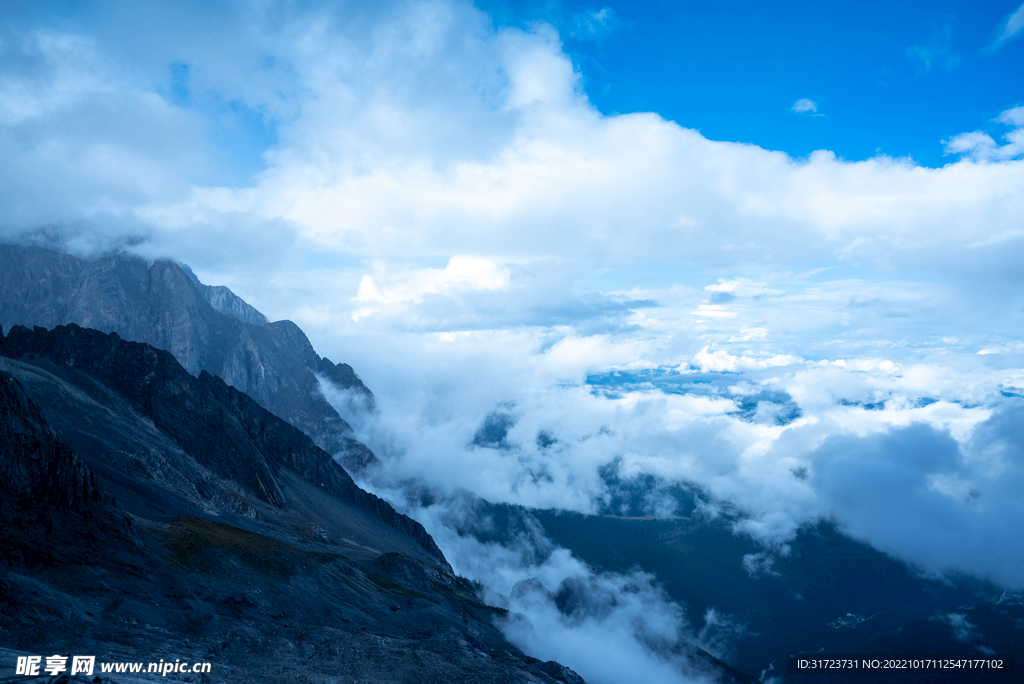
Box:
[0,244,375,467]
[0,368,138,575]
[0,369,105,518]
[0,324,585,684]
[0,370,136,565]
[0,323,440,563]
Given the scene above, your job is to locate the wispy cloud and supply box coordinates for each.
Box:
[988,1,1024,51]
[907,17,960,72]
[790,98,821,116]
[568,7,619,42]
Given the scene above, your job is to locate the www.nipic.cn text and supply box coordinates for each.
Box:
[15,655,212,677]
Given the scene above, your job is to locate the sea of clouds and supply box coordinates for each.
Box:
[3,1,1024,681]
[316,310,1024,682]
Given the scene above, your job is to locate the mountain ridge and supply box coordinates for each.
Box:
[0,243,374,470]
[0,322,441,564]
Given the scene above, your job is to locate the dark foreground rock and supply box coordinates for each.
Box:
[0,326,584,684]
[0,324,435,561]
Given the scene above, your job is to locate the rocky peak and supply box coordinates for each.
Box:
[181,263,269,326]
[0,243,375,468]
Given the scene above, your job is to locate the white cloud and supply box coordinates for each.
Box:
[322,302,1024,586]
[568,7,619,42]
[0,27,207,238]
[790,98,819,115]
[693,347,802,372]
[4,3,1024,287]
[978,340,1024,355]
[945,107,1024,161]
[351,255,511,321]
[691,305,737,319]
[991,2,1024,49]
[998,105,1024,127]
[401,501,721,684]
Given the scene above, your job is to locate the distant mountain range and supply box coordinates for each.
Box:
[0,244,374,471]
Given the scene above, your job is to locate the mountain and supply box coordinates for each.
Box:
[0,323,584,684]
[0,244,375,471]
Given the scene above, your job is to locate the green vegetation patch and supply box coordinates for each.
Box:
[161,515,336,578]
[463,596,508,616]
[360,568,432,601]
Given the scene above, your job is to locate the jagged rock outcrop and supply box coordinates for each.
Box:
[0,366,135,569]
[0,244,375,467]
[182,264,269,326]
[0,369,108,522]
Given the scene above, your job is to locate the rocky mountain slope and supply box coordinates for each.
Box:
[0,244,374,470]
[0,323,584,683]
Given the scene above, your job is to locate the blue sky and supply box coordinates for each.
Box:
[484,0,1024,165]
[6,1,1021,184]
[2,4,1024,675]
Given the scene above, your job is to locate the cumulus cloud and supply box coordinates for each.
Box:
[807,416,1024,587]
[4,0,1024,287]
[945,106,1024,161]
[351,256,511,321]
[0,26,206,238]
[692,347,801,373]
